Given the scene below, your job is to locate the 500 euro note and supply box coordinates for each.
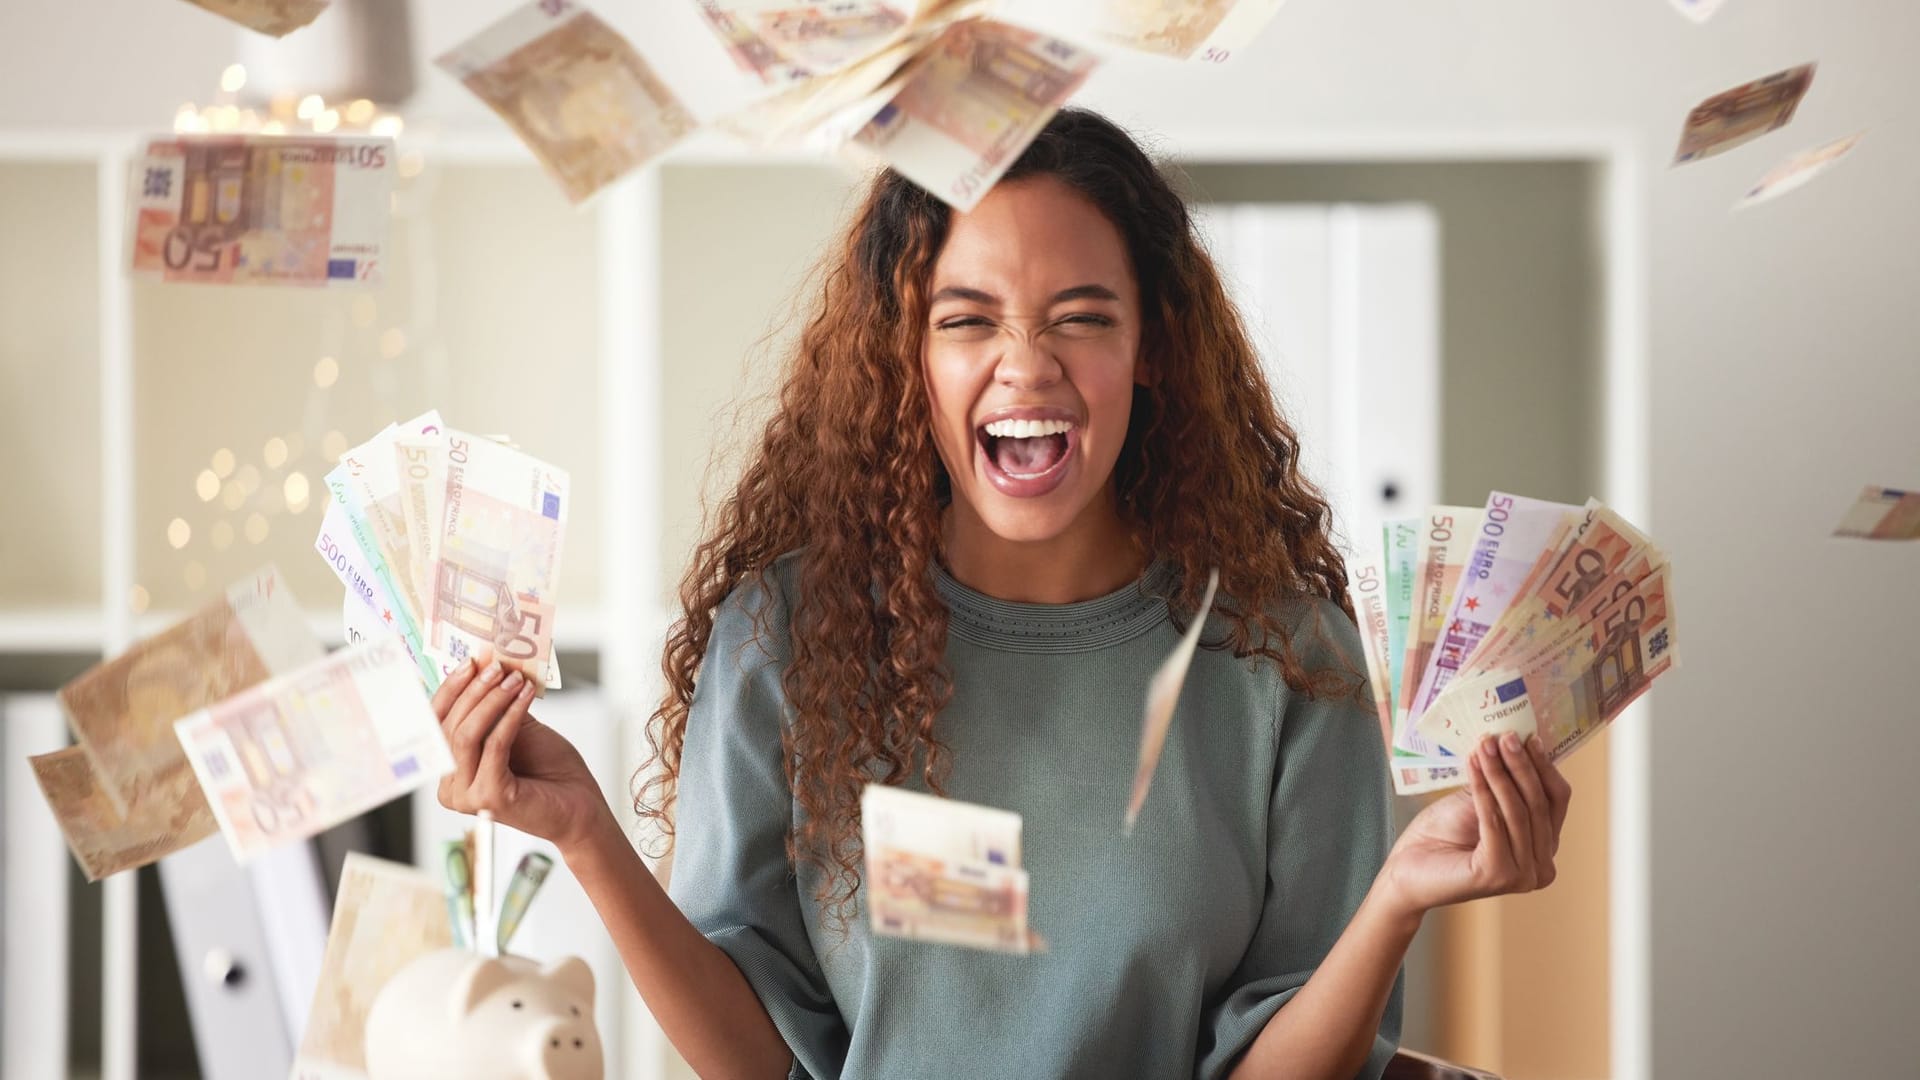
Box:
[38,566,322,879]
[128,135,392,286]
[849,18,1098,211]
[428,431,570,687]
[438,0,698,204]
[293,853,453,1080]
[174,637,453,862]
[861,784,1037,953]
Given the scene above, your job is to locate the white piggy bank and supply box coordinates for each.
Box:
[363,949,603,1080]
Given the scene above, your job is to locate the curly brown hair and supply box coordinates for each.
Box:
[636,108,1353,922]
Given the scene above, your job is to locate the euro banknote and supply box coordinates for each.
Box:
[437,0,698,204]
[1737,132,1866,209]
[1124,567,1218,833]
[1673,63,1817,165]
[1041,0,1289,61]
[128,134,393,286]
[174,637,453,862]
[1833,485,1920,540]
[180,0,329,37]
[1394,507,1482,757]
[861,784,1038,954]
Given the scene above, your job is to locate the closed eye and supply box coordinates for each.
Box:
[935,315,993,330]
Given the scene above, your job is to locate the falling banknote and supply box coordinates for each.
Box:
[174,636,453,862]
[36,567,322,879]
[437,0,699,204]
[1672,63,1817,165]
[128,135,393,286]
[848,18,1098,211]
[862,784,1039,954]
[293,853,454,1080]
[696,0,913,84]
[1735,132,1866,209]
[1124,567,1219,833]
[1833,486,1920,541]
[177,0,330,37]
[1045,0,1289,62]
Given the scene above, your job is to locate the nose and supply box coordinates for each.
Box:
[531,1016,603,1080]
[992,330,1062,392]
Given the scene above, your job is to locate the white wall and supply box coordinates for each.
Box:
[4,1,1917,1077]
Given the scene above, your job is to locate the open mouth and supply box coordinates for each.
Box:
[975,416,1077,497]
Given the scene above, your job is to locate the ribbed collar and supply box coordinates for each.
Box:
[933,560,1178,654]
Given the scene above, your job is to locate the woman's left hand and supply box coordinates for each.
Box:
[1382,732,1574,917]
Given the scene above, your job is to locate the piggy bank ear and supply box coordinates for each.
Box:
[450,956,515,1021]
[540,956,595,1010]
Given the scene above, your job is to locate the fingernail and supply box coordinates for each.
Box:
[1502,733,1522,753]
[1481,737,1499,758]
[1526,734,1542,753]
[502,670,523,692]
[482,661,502,683]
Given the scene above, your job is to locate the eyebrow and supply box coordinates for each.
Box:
[928,283,1122,306]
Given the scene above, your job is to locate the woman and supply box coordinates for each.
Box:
[433,108,1572,1080]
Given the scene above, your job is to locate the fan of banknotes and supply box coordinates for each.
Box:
[314,409,572,693]
[1347,495,1680,796]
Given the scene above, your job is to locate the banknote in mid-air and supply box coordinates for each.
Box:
[178,0,329,37]
[293,853,454,1080]
[1124,568,1219,832]
[128,135,393,286]
[698,0,914,84]
[861,784,1038,954]
[1736,132,1865,209]
[174,637,453,862]
[438,0,699,204]
[1833,485,1920,541]
[849,18,1098,211]
[1672,63,1816,165]
[37,566,322,879]
[1050,0,1289,62]
[1667,0,1729,23]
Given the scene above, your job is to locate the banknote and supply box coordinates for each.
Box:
[128,135,392,286]
[1354,547,1461,796]
[698,1,913,83]
[426,431,571,687]
[861,784,1035,954]
[1736,132,1866,209]
[1382,518,1419,727]
[317,499,456,689]
[30,746,210,882]
[1832,485,1920,541]
[394,432,448,614]
[331,411,444,618]
[1673,63,1817,165]
[180,0,329,37]
[1419,565,1678,761]
[293,853,454,1080]
[325,413,447,688]
[438,0,699,204]
[174,637,453,862]
[1050,0,1289,62]
[1124,567,1219,833]
[1409,493,1579,720]
[849,18,1098,211]
[1394,507,1482,755]
[1667,0,1728,23]
[64,566,322,819]
[1472,503,1649,675]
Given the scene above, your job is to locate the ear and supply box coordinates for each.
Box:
[449,956,515,1021]
[540,955,596,1010]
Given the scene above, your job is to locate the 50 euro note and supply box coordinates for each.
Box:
[861,784,1039,954]
[1418,564,1679,762]
[1395,508,1481,756]
[437,0,698,205]
[1833,485,1920,541]
[426,431,570,688]
[128,134,392,286]
[179,0,330,37]
[174,637,454,862]
[1349,555,1464,796]
[293,853,453,1080]
[38,567,322,880]
[847,17,1098,211]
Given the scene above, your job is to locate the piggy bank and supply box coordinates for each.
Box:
[363,949,603,1080]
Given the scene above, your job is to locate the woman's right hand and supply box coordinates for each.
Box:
[431,652,611,854]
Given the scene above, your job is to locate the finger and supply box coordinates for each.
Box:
[473,681,536,809]
[1466,751,1511,879]
[1499,733,1556,883]
[1529,735,1573,842]
[1477,736,1535,888]
[430,657,480,720]
[446,660,509,783]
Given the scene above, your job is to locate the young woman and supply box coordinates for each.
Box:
[432,108,1573,1080]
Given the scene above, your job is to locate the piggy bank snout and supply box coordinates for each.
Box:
[526,1014,603,1080]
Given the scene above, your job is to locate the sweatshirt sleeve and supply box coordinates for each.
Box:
[667,572,849,1080]
[1197,598,1403,1080]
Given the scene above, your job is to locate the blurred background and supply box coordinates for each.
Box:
[1,1,1916,1078]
